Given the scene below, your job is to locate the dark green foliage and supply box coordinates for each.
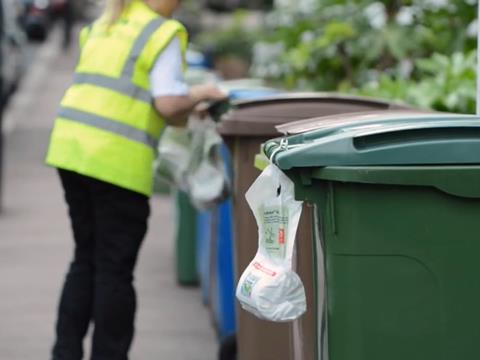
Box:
[251,0,477,113]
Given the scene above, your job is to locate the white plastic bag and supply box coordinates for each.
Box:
[154,117,230,208]
[185,117,230,210]
[154,126,191,190]
[236,164,306,322]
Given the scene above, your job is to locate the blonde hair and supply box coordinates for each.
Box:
[105,0,132,25]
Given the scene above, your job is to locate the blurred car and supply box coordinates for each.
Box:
[1,0,27,102]
[18,0,50,41]
[49,0,65,15]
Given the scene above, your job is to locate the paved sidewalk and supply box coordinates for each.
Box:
[0,29,216,360]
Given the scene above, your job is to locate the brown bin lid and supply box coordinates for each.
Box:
[217,92,413,137]
[276,109,434,135]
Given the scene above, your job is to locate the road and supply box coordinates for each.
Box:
[0,26,217,360]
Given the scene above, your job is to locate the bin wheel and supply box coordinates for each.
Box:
[218,334,237,360]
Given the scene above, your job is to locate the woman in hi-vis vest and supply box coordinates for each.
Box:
[46,0,226,358]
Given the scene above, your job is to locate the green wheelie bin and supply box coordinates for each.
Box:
[175,191,198,285]
[263,111,480,360]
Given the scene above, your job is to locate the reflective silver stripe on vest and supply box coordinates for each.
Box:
[122,17,165,77]
[73,17,166,103]
[58,107,157,149]
[74,73,152,103]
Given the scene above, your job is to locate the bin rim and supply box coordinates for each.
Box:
[264,115,480,170]
[275,109,440,135]
[229,92,410,110]
[218,92,415,137]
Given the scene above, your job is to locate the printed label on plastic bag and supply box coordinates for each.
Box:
[261,204,289,259]
[236,164,306,322]
[240,272,260,298]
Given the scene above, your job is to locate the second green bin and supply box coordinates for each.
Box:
[266,111,480,360]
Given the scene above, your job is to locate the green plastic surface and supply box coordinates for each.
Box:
[265,114,480,169]
[175,191,198,286]
[254,153,270,171]
[296,171,480,360]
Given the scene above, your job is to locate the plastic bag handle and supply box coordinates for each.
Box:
[269,138,289,163]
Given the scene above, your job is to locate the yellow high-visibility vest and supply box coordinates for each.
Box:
[46,0,188,196]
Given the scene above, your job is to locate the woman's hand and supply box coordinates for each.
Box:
[189,84,227,103]
[154,84,227,127]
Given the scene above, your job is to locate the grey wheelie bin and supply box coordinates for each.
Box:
[263,111,480,360]
[217,93,414,360]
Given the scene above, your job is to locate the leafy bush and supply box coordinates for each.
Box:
[250,0,477,112]
[353,51,476,113]
[194,10,259,63]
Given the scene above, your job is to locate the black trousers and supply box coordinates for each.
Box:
[52,169,150,360]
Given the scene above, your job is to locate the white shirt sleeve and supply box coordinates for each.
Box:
[149,37,189,97]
